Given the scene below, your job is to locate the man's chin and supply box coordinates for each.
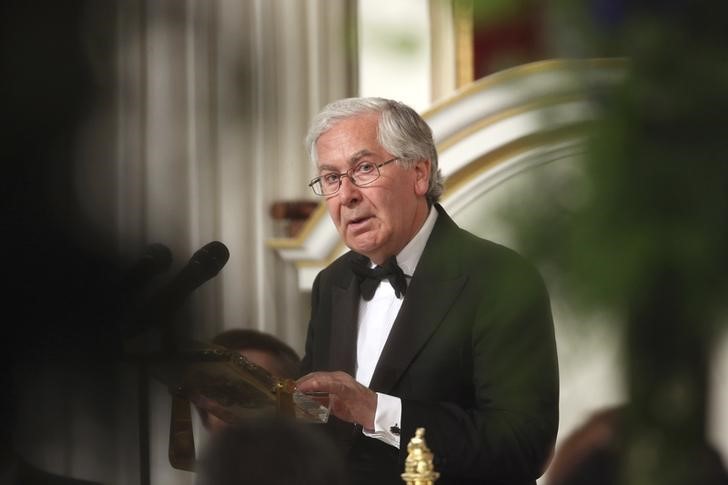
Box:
[346,239,379,259]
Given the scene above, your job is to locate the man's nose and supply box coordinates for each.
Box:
[337,175,360,205]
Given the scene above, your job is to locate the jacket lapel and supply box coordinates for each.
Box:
[327,258,360,375]
[369,206,467,393]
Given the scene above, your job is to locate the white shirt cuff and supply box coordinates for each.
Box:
[362,392,401,449]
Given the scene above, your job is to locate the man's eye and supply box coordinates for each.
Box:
[355,162,375,174]
[322,173,340,186]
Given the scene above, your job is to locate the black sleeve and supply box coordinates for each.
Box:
[401,256,559,484]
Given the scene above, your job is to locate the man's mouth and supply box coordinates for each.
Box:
[347,215,371,230]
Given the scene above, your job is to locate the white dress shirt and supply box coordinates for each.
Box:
[354,206,438,448]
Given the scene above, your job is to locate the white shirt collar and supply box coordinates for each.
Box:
[391,206,438,277]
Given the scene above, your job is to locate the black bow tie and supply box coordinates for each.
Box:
[351,255,408,301]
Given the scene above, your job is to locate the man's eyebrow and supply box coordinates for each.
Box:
[318,150,375,172]
[317,164,338,173]
[348,150,374,165]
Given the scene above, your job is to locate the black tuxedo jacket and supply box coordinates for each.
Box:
[301,205,559,485]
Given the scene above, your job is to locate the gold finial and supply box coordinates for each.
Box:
[401,427,440,484]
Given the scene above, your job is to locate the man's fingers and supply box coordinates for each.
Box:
[295,371,377,428]
[295,372,331,392]
[296,371,355,393]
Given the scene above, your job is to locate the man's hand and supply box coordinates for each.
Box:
[296,371,377,430]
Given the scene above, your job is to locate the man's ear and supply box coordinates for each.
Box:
[413,159,431,196]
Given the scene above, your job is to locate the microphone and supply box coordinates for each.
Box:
[122,243,174,293]
[157,240,230,303]
[125,241,230,339]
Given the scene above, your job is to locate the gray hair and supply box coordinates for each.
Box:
[305,97,444,204]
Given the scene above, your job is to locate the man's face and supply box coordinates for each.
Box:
[315,114,431,264]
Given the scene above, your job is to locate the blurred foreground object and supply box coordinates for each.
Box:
[401,428,439,485]
[166,342,329,424]
[511,1,728,484]
[546,406,727,485]
[160,340,329,471]
[194,415,349,485]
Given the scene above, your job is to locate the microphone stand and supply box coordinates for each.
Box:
[131,310,182,485]
[123,241,229,485]
[138,359,151,485]
[119,244,172,485]
[128,321,179,485]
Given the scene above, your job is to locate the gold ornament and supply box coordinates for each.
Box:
[401,427,440,484]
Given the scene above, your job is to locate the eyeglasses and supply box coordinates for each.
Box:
[308,158,398,196]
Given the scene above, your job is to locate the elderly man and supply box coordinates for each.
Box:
[296,97,558,485]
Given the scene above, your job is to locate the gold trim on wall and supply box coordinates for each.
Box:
[294,246,347,270]
[441,123,591,197]
[453,0,474,88]
[423,57,627,120]
[267,203,329,249]
[436,92,592,152]
[429,0,457,102]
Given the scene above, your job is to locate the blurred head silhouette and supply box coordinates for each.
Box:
[195,416,349,485]
[211,329,301,380]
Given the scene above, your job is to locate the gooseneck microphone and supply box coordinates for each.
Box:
[125,241,230,339]
[155,240,230,305]
[126,241,228,485]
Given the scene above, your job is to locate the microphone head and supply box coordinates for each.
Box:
[189,241,230,281]
[122,241,229,340]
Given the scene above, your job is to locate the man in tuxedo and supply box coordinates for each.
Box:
[296,97,559,485]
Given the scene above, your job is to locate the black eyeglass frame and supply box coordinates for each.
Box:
[308,157,399,196]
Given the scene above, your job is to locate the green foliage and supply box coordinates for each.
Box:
[470,0,537,26]
[506,1,728,482]
[512,0,728,335]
